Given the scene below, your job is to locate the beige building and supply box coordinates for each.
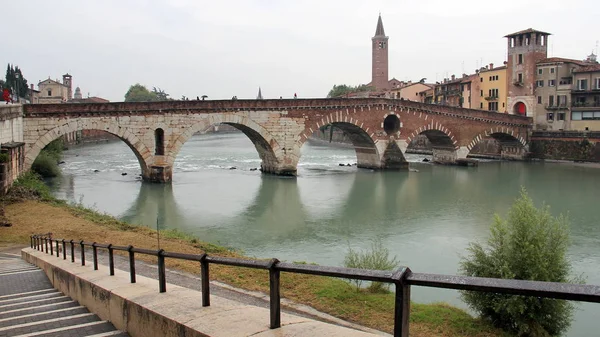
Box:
[570,63,600,131]
[434,76,462,106]
[479,64,508,112]
[389,82,432,101]
[460,74,480,109]
[534,58,588,130]
[35,74,72,104]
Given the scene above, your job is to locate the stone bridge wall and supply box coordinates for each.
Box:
[23,99,533,182]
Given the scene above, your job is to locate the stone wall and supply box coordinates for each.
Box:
[0,142,25,194]
[530,131,600,162]
[0,105,25,194]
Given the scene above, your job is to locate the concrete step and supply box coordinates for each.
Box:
[0,254,128,337]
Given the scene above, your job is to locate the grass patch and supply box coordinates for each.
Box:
[0,174,508,337]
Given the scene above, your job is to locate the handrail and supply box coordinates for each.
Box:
[29,235,600,337]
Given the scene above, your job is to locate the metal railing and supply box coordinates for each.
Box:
[30,235,600,337]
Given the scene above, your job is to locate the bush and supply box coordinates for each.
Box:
[31,151,60,177]
[344,239,399,293]
[8,171,54,201]
[0,153,9,163]
[460,188,583,336]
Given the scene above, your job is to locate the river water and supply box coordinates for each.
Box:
[48,132,600,336]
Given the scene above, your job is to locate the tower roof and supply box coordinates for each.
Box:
[256,87,263,100]
[504,28,551,38]
[374,14,386,37]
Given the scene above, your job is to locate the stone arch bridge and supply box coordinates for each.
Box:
[23,98,532,182]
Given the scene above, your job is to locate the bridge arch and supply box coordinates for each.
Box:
[467,127,527,151]
[24,120,152,175]
[408,122,458,149]
[168,114,284,174]
[298,112,382,169]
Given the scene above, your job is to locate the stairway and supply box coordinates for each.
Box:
[0,252,128,337]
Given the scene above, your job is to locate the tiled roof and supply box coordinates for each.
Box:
[574,64,600,73]
[537,57,588,66]
[504,28,551,38]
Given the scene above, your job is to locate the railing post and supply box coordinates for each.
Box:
[49,239,53,255]
[35,236,38,250]
[70,240,75,262]
[157,249,166,293]
[55,240,59,257]
[44,237,48,253]
[392,267,412,337]
[108,244,115,276]
[267,258,281,329]
[80,240,85,266]
[127,245,135,283]
[200,254,209,307]
[62,239,66,260]
[30,236,33,248]
[92,242,98,270]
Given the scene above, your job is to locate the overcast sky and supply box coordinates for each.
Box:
[3,0,599,102]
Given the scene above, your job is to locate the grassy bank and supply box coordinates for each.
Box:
[0,174,507,337]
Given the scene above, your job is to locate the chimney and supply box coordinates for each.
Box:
[30,84,34,90]
[451,74,455,81]
[489,63,494,69]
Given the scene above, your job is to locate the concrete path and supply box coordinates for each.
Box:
[0,251,128,337]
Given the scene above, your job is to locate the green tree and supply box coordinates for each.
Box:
[152,87,171,101]
[124,84,159,102]
[327,84,372,98]
[4,64,29,100]
[460,188,583,336]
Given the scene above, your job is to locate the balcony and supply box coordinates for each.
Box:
[513,81,523,87]
[571,101,600,109]
[484,96,498,101]
[545,104,568,110]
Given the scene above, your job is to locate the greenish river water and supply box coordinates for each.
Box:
[48,132,600,336]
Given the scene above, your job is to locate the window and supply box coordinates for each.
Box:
[548,95,554,107]
[548,79,556,87]
[488,102,499,111]
[577,79,588,90]
[572,111,600,120]
[547,112,554,121]
[517,73,523,83]
[595,78,600,89]
[480,102,483,109]
[378,41,387,49]
[518,54,523,64]
[480,77,483,82]
[537,96,542,104]
[480,90,483,97]
[47,90,52,96]
[495,75,499,81]
[557,113,565,121]
[538,68,543,75]
[536,80,544,87]
[550,68,555,74]
[559,78,572,85]
[558,95,567,106]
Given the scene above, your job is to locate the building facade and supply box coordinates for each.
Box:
[434,76,462,106]
[479,64,507,112]
[571,63,600,131]
[505,29,550,117]
[35,74,72,104]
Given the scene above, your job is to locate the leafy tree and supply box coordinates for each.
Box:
[460,188,583,336]
[152,87,171,101]
[124,84,159,102]
[4,64,29,100]
[327,84,372,98]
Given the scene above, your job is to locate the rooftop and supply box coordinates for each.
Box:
[504,28,551,38]
[537,57,589,66]
[574,64,600,73]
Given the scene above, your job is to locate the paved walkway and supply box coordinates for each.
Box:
[0,251,128,337]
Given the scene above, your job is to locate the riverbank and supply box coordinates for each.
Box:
[0,177,506,337]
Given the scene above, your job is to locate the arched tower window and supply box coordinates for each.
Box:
[155,128,165,155]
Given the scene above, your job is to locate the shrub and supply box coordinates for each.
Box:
[0,153,9,163]
[344,239,399,293]
[31,151,60,177]
[8,171,54,201]
[460,188,583,336]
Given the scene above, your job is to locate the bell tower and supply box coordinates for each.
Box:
[371,14,389,91]
[62,73,73,100]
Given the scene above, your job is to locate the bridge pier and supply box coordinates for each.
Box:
[144,165,173,183]
[432,146,470,165]
[500,145,527,160]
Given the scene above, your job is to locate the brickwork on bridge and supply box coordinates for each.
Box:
[23,99,532,182]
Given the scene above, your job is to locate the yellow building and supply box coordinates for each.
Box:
[478,64,507,112]
[34,74,72,104]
